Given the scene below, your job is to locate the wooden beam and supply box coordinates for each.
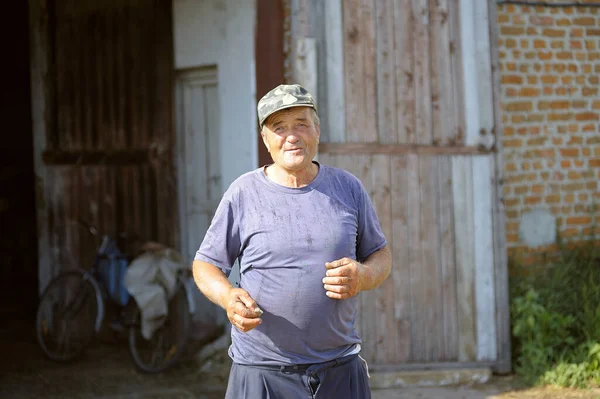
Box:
[488,0,512,375]
[255,0,284,167]
[29,0,53,294]
[324,0,345,143]
[319,143,492,155]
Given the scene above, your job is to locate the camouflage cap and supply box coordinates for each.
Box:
[257,84,317,127]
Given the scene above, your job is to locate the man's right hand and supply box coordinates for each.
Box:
[226,288,263,333]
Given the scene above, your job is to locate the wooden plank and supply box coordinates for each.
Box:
[459,0,479,146]
[295,37,318,104]
[371,154,395,364]
[391,155,411,362]
[419,155,442,361]
[452,155,477,361]
[473,155,497,361]
[430,0,455,146]
[406,153,423,361]
[448,0,466,145]
[438,155,458,361]
[324,0,346,143]
[376,0,397,144]
[362,0,378,143]
[411,0,432,145]
[357,154,378,363]
[488,0,511,374]
[343,0,363,143]
[393,0,415,144]
[319,142,491,155]
[474,0,495,150]
[29,0,53,293]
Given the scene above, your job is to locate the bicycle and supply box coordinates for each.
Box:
[35,219,196,373]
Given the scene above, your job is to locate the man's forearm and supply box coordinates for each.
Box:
[358,245,392,292]
[192,260,233,310]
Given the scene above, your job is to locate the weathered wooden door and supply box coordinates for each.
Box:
[29,0,176,291]
[289,0,510,372]
[175,67,222,264]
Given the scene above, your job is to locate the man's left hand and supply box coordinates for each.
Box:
[323,258,365,300]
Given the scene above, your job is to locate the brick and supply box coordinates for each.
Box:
[527,114,545,123]
[505,87,518,97]
[562,228,580,238]
[543,87,554,95]
[560,76,572,85]
[586,40,596,50]
[560,148,579,157]
[531,15,553,26]
[568,171,583,180]
[568,124,579,133]
[564,194,575,204]
[587,181,598,190]
[556,18,571,27]
[543,28,565,37]
[537,149,555,158]
[582,124,596,132]
[513,15,526,25]
[522,162,531,171]
[504,126,515,136]
[560,160,571,168]
[590,159,600,168]
[578,193,589,202]
[572,28,585,37]
[521,39,529,49]
[570,40,583,50]
[507,234,519,244]
[553,138,564,146]
[583,64,593,73]
[567,216,592,225]
[519,87,540,97]
[541,75,558,84]
[504,139,523,148]
[575,160,585,168]
[576,76,587,84]
[551,40,564,49]
[538,51,553,60]
[502,26,525,35]
[506,38,517,48]
[524,51,536,60]
[548,112,573,121]
[573,17,596,26]
[505,162,518,172]
[575,112,599,121]
[546,195,561,204]
[550,100,570,109]
[586,29,600,36]
[563,182,585,191]
[538,101,549,110]
[527,27,539,35]
[527,137,547,146]
[502,75,523,84]
[588,136,600,144]
[527,75,538,84]
[567,136,583,145]
[531,184,544,194]
[498,14,510,24]
[572,100,587,108]
[515,186,529,195]
[525,196,542,205]
[579,52,589,61]
[589,76,599,84]
[583,148,591,157]
[506,102,533,112]
[583,87,598,96]
[590,52,600,61]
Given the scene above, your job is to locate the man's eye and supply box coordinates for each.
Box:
[274,127,284,133]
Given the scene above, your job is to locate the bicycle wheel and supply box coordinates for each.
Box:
[128,281,192,373]
[36,270,104,362]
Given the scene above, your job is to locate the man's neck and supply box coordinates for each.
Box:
[265,163,319,188]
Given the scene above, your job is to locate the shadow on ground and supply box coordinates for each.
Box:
[0,316,229,399]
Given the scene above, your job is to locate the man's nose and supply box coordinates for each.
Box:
[286,133,299,143]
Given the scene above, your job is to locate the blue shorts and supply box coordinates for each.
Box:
[224,354,371,399]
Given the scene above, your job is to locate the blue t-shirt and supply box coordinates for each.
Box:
[195,162,387,365]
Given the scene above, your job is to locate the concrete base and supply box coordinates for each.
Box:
[369,367,492,389]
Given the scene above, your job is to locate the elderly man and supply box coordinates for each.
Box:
[193,84,391,398]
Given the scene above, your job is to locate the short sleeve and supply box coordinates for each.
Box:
[355,180,387,262]
[194,190,241,276]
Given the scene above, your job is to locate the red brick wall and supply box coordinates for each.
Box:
[497,2,599,257]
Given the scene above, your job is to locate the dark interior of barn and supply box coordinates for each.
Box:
[0,1,39,326]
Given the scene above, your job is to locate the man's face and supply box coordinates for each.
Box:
[261,107,320,172]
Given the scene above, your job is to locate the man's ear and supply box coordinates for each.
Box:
[261,128,270,152]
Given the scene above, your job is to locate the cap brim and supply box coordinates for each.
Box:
[260,103,316,126]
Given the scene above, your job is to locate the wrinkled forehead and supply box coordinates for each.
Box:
[264,106,313,126]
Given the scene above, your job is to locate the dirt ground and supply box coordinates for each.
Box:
[3,316,600,399]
